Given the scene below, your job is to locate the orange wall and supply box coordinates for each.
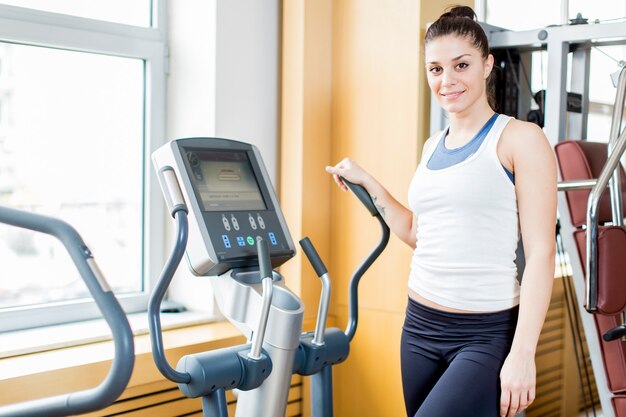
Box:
[281,1,472,416]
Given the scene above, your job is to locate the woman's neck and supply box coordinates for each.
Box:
[447,103,495,144]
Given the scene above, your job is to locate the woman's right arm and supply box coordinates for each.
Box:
[326,137,436,249]
[325,158,417,248]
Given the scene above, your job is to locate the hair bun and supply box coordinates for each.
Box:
[441,5,476,21]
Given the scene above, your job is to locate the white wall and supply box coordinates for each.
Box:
[215,0,281,183]
[167,0,280,182]
[167,0,217,141]
[166,0,280,312]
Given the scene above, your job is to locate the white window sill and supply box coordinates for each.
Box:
[0,310,214,359]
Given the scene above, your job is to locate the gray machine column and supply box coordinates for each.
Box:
[210,270,304,417]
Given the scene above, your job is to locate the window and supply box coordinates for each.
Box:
[484,0,562,31]
[0,0,153,27]
[0,2,166,332]
[483,0,626,144]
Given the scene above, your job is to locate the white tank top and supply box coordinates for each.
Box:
[408,114,520,311]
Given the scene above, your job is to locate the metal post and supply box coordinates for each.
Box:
[311,366,333,417]
[569,46,591,140]
[544,40,569,145]
[201,390,229,417]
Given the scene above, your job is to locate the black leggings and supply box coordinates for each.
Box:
[401,297,518,417]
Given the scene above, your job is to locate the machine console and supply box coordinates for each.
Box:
[153,138,295,276]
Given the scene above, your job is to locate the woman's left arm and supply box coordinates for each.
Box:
[499,121,557,417]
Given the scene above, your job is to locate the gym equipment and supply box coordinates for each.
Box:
[556,64,626,417]
[0,206,135,417]
[149,137,389,417]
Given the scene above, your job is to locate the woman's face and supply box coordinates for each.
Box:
[425,35,493,115]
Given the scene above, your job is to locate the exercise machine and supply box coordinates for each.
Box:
[556,65,626,417]
[0,206,135,417]
[149,137,389,417]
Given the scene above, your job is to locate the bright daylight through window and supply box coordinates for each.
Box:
[0,1,165,332]
[0,45,144,309]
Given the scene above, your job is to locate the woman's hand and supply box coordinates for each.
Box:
[325,157,370,192]
[499,351,536,417]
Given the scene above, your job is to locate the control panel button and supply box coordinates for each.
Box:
[246,236,255,246]
[257,214,266,230]
[236,236,246,247]
[231,215,240,231]
[248,214,258,230]
[222,214,231,231]
[268,232,277,245]
[222,235,232,248]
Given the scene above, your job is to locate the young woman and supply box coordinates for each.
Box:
[326,6,557,417]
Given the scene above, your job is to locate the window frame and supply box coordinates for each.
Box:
[0,2,167,332]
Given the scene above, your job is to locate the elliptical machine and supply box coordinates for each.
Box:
[149,137,389,417]
[0,206,135,417]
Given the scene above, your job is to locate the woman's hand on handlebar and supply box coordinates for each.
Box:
[326,157,417,249]
[325,158,370,192]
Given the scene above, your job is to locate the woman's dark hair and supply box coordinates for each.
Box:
[425,6,497,110]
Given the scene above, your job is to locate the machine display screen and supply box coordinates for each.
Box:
[186,150,267,212]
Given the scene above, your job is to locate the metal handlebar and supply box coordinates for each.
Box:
[299,237,331,346]
[585,65,626,311]
[148,208,192,384]
[608,66,626,227]
[557,179,598,191]
[148,166,192,384]
[340,177,379,217]
[344,213,390,341]
[0,205,135,417]
[336,178,390,341]
[249,237,274,360]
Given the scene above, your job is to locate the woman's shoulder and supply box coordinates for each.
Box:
[501,117,547,144]
[421,131,443,157]
[500,117,555,165]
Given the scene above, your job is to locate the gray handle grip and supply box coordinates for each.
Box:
[257,237,273,279]
[340,177,378,217]
[299,237,328,277]
[249,237,274,359]
[0,205,135,417]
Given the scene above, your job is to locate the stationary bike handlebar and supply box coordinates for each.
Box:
[0,205,135,417]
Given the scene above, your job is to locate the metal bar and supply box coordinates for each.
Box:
[488,21,626,49]
[148,210,192,384]
[557,179,597,191]
[345,214,390,342]
[313,272,331,346]
[311,366,333,417]
[544,40,569,145]
[249,276,274,360]
[557,192,616,417]
[568,47,591,140]
[608,66,626,226]
[201,390,229,417]
[586,127,626,310]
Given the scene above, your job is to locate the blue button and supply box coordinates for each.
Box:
[222,235,231,248]
[268,232,277,245]
[236,236,246,247]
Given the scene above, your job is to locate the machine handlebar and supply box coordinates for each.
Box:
[299,176,390,343]
[0,205,135,417]
[340,177,379,217]
[257,236,273,279]
[299,237,328,277]
[249,238,274,360]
